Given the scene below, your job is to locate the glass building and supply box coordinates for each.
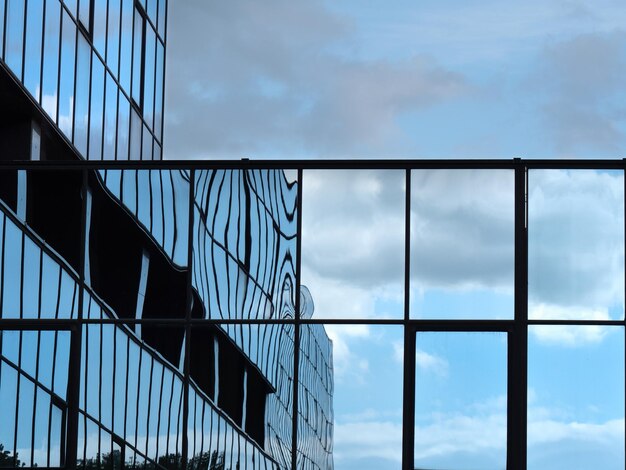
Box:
[1,2,625,470]
[0,1,334,469]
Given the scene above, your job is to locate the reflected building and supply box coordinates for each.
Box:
[0,1,333,469]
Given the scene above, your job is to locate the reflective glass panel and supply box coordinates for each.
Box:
[89,55,105,160]
[74,32,91,157]
[414,332,507,469]
[107,0,121,77]
[528,325,625,469]
[410,170,514,319]
[528,170,625,320]
[302,325,398,469]
[24,0,44,101]
[193,170,293,320]
[302,170,405,319]
[41,0,61,120]
[58,10,76,137]
[5,0,25,79]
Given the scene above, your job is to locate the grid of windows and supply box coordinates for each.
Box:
[0,164,334,469]
[0,160,624,470]
[0,0,166,160]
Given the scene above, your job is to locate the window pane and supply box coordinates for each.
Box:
[528,325,625,469]
[78,0,91,32]
[107,0,121,77]
[89,55,105,160]
[302,170,405,319]
[74,32,91,157]
[24,0,44,101]
[119,0,133,92]
[132,7,144,105]
[58,10,76,137]
[154,41,164,142]
[0,0,4,58]
[528,170,625,320]
[143,25,156,130]
[103,72,118,160]
[5,0,25,79]
[302,325,394,469]
[41,0,61,120]
[415,332,507,469]
[411,169,515,319]
[117,94,131,160]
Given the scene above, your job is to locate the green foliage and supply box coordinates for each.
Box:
[0,443,26,468]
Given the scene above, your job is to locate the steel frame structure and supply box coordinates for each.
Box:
[0,158,624,470]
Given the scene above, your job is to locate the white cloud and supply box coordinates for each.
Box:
[411,169,515,291]
[415,349,449,378]
[334,420,402,464]
[529,169,624,318]
[530,303,612,346]
[324,324,370,382]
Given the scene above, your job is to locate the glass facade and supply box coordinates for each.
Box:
[0,167,335,469]
[0,0,165,160]
[1,2,625,470]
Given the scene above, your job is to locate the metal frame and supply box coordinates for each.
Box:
[0,158,625,470]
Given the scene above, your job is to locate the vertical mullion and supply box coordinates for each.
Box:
[402,168,414,470]
[291,167,303,469]
[111,325,117,442]
[54,5,62,125]
[623,163,626,466]
[509,160,528,470]
[71,11,79,145]
[1,0,7,60]
[181,169,195,469]
[21,0,28,81]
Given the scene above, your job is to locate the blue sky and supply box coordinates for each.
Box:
[162,1,626,468]
[166,0,626,160]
